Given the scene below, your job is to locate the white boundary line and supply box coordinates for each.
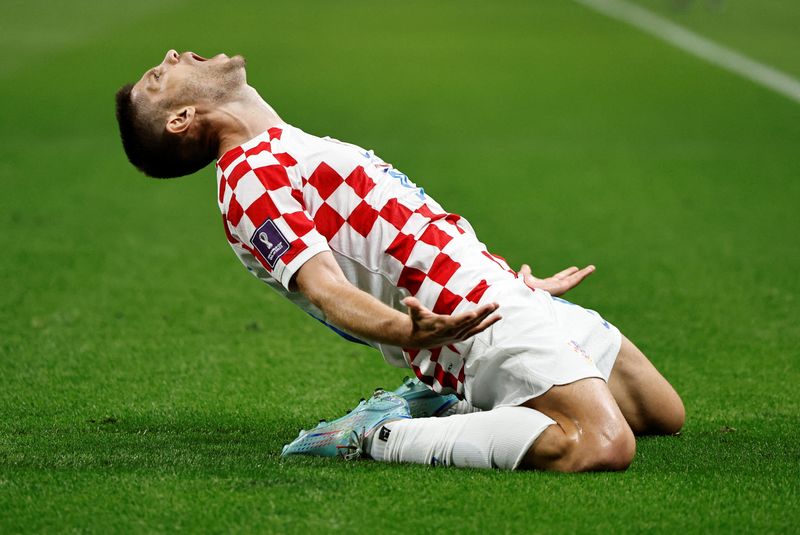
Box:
[574,0,800,104]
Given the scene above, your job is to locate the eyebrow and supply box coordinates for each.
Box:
[144,68,159,88]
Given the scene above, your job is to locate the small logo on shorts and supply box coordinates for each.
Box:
[568,340,593,363]
[250,219,289,268]
[378,426,391,442]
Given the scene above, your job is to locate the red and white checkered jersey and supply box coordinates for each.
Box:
[216,124,517,398]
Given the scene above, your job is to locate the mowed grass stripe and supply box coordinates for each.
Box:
[576,0,800,104]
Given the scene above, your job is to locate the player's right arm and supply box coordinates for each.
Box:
[221,155,499,349]
[294,251,501,349]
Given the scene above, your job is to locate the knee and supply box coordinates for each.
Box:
[667,393,686,434]
[646,392,685,436]
[553,423,635,472]
[659,395,685,435]
[520,421,636,472]
[585,427,636,471]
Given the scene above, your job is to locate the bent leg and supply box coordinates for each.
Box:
[370,406,555,469]
[519,378,636,472]
[607,336,685,435]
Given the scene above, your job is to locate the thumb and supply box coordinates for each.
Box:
[401,296,425,322]
[402,296,423,316]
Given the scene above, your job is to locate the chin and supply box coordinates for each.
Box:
[232,56,247,82]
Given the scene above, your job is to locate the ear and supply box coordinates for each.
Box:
[165,106,196,135]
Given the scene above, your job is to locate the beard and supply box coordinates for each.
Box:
[169,55,248,107]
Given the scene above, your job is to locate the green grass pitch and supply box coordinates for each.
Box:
[1,0,798,532]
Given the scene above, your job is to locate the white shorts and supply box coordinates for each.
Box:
[463,279,622,410]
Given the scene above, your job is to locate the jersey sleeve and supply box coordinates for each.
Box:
[223,161,330,291]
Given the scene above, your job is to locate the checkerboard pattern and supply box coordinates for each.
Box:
[216,124,518,397]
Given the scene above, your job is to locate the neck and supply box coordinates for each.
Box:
[211,85,284,158]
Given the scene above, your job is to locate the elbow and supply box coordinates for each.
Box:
[293,254,351,314]
[305,288,327,311]
[296,278,324,310]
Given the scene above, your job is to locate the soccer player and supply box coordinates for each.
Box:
[115,50,684,472]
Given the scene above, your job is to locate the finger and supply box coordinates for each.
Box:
[553,266,579,279]
[473,302,500,323]
[451,303,497,328]
[402,296,428,319]
[551,266,595,296]
[565,265,595,284]
[451,308,494,338]
[451,314,481,340]
[402,296,420,310]
[462,313,503,339]
[519,264,539,288]
[453,303,500,337]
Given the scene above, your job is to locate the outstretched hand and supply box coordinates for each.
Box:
[519,264,595,297]
[402,296,501,349]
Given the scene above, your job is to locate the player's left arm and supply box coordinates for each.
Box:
[519,263,595,296]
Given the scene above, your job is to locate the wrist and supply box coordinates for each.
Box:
[392,314,416,348]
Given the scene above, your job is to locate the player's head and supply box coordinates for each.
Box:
[115,49,247,178]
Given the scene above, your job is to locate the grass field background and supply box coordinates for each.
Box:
[1,0,798,532]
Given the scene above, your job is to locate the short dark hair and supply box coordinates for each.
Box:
[115,83,218,178]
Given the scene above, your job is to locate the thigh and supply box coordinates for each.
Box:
[607,336,685,435]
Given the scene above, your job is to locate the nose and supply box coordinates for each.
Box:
[162,49,180,65]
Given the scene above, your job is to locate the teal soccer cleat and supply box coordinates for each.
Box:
[392,376,459,418]
[281,390,410,460]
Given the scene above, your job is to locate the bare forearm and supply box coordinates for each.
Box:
[294,251,500,350]
[312,282,412,347]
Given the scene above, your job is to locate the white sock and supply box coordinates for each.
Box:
[367,407,555,470]
[438,399,481,417]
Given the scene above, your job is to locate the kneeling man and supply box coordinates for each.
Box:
[115,50,684,472]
